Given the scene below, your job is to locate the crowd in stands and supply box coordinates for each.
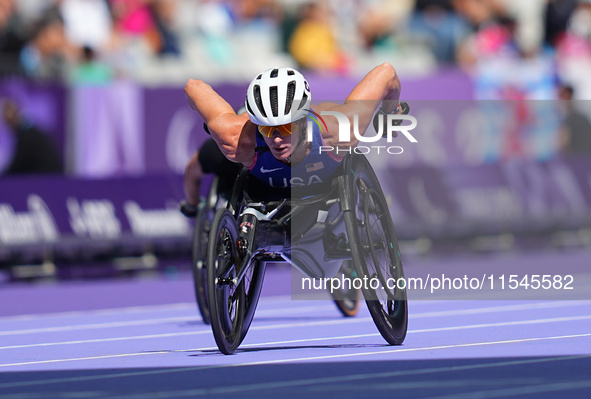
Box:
[0,0,590,97]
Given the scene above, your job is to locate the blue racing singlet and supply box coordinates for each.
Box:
[249,123,342,188]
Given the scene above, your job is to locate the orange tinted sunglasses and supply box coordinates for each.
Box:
[257,123,297,138]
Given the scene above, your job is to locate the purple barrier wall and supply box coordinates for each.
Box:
[378,156,591,240]
[143,83,248,175]
[72,82,248,177]
[0,174,189,265]
[0,157,589,271]
[0,80,66,173]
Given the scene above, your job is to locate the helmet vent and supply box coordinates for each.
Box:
[253,85,267,118]
[285,81,296,114]
[287,70,295,76]
[246,96,254,116]
[270,69,279,78]
[270,86,279,117]
[256,74,262,80]
[298,92,308,110]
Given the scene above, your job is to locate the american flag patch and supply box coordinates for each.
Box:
[305,162,324,172]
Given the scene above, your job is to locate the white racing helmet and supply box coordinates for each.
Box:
[245,67,312,126]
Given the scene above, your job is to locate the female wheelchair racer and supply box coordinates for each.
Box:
[183,127,360,325]
[184,65,408,354]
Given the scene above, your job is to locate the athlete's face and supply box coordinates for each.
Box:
[261,128,293,163]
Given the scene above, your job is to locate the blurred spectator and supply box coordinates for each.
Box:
[1,98,63,175]
[19,15,76,81]
[60,0,113,50]
[71,46,113,85]
[110,0,161,54]
[407,0,470,63]
[233,0,282,24]
[544,0,577,47]
[457,15,517,70]
[357,0,412,50]
[196,0,235,65]
[14,0,60,27]
[558,83,591,153]
[288,1,348,74]
[556,0,591,99]
[150,0,180,56]
[0,0,26,77]
[453,0,503,30]
[459,11,557,100]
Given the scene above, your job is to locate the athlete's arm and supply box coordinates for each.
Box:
[315,63,401,149]
[184,79,256,166]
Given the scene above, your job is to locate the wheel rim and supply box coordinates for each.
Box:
[213,221,242,339]
[349,155,407,343]
[207,210,246,354]
[192,207,214,324]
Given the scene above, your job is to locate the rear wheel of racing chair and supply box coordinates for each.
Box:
[342,153,408,345]
[206,208,247,354]
[191,177,220,325]
[330,260,360,317]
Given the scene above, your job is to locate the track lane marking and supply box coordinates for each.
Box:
[235,332,591,367]
[3,300,589,336]
[0,296,299,322]
[2,324,591,368]
[0,304,339,336]
[2,313,591,351]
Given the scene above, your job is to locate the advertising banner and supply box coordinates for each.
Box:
[0,174,189,266]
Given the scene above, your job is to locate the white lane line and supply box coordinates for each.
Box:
[0,317,371,351]
[0,331,379,352]
[0,296,298,322]
[0,331,208,351]
[3,298,589,336]
[0,318,374,366]
[0,303,194,322]
[411,314,591,334]
[2,313,591,351]
[0,304,337,337]
[411,300,591,319]
[0,316,196,336]
[0,333,382,369]
[2,319,591,368]
[235,332,591,367]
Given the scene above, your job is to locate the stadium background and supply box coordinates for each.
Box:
[1,0,590,287]
[1,1,591,398]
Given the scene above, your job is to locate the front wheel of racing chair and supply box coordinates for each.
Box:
[207,169,267,354]
[206,208,247,354]
[342,153,408,345]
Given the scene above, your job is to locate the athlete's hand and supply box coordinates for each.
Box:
[372,102,410,138]
[233,120,257,167]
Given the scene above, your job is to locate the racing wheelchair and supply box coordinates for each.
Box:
[205,152,408,354]
[190,173,359,326]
